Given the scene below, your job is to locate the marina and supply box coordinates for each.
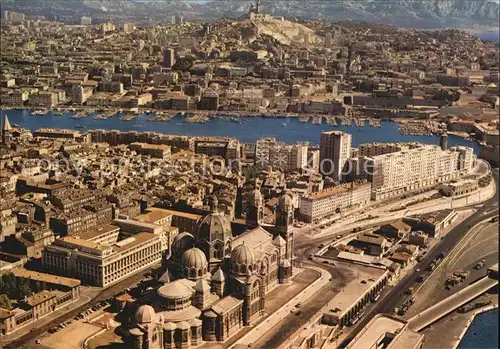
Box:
[0,109,481,155]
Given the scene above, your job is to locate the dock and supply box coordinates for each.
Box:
[94,110,117,120]
[311,115,322,125]
[186,112,209,124]
[299,116,310,123]
[70,110,92,119]
[326,116,337,126]
[120,113,137,121]
[148,112,177,122]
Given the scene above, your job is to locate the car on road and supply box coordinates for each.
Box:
[318,244,325,248]
[474,260,485,270]
[415,268,420,272]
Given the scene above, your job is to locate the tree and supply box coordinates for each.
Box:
[173,56,195,71]
[0,294,11,310]
[17,279,32,299]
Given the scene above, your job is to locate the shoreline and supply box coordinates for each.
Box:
[452,304,499,349]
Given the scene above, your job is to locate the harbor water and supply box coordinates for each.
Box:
[458,308,499,349]
[0,110,480,154]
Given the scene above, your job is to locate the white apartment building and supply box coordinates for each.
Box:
[357,142,420,157]
[299,181,372,223]
[255,137,309,172]
[80,16,92,25]
[123,23,135,33]
[361,144,474,200]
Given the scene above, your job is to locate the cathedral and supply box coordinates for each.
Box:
[123,190,295,349]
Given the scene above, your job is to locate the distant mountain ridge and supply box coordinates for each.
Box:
[2,0,499,29]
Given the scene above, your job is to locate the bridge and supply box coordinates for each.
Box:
[407,265,498,332]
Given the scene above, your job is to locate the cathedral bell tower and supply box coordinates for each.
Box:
[245,188,264,228]
[1,114,12,146]
[275,192,295,265]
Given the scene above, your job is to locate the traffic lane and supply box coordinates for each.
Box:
[448,224,498,270]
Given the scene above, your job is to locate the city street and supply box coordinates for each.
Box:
[405,221,498,317]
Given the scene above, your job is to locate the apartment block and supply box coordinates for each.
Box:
[299,181,371,223]
[361,144,474,200]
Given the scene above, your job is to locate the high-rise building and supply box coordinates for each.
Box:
[101,22,115,33]
[324,32,332,48]
[171,14,184,25]
[440,133,448,151]
[123,23,135,33]
[163,48,176,68]
[80,16,92,25]
[10,12,25,24]
[319,131,352,180]
[255,137,309,172]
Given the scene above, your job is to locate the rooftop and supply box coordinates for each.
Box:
[75,224,120,241]
[324,263,387,319]
[135,209,173,224]
[346,314,408,349]
[12,268,81,288]
[148,207,202,221]
[25,290,57,307]
[112,232,157,253]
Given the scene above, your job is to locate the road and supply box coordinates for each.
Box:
[405,221,498,317]
[337,168,499,347]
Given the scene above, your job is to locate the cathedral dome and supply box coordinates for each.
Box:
[135,305,156,324]
[172,232,195,260]
[181,248,208,270]
[196,212,232,243]
[231,243,255,266]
